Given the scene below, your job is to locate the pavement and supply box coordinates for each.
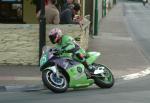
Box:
[89,2,150,78]
[0,66,43,92]
[0,2,150,92]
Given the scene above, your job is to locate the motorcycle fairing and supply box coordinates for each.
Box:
[51,57,80,70]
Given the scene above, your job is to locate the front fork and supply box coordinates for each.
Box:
[46,66,60,78]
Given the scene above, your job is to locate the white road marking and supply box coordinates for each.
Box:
[122,67,150,80]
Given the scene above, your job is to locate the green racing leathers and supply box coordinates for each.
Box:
[55,35,88,67]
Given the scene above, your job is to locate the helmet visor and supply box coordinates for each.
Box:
[49,33,57,44]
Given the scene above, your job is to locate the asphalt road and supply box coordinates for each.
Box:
[124,2,150,62]
[0,76,150,103]
[1,1,150,103]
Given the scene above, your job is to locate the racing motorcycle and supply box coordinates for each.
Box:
[40,46,114,93]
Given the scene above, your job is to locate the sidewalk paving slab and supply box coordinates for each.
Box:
[89,2,150,78]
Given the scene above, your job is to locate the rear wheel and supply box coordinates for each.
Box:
[93,64,114,88]
[42,69,68,93]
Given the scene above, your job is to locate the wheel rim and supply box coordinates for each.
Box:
[46,71,67,89]
[95,64,113,84]
[50,73,64,86]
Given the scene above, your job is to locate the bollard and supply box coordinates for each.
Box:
[94,0,99,36]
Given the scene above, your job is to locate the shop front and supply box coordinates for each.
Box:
[0,0,23,23]
[0,0,85,24]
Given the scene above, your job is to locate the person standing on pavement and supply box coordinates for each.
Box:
[60,3,82,24]
[36,0,49,14]
[142,0,148,6]
[62,0,74,11]
[37,0,60,24]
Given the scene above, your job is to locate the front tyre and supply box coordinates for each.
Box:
[42,70,68,93]
[93,64,114,88]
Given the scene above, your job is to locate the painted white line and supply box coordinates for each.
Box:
[122,67,150,80]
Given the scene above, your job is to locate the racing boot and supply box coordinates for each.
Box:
[82,61,95,78]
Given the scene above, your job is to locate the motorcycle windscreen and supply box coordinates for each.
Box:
[86,52,101,65]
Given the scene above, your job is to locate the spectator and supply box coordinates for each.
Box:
[37,0,60,24]
[62,0,74,11]
[60,3,81,24]
[36,0,49,14]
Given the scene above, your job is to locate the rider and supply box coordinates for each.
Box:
[48,28,94,75]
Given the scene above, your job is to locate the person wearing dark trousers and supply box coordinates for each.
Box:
[62,0,74,11]
[60,2,82,24]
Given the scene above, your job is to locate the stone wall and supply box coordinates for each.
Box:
[0,19,90,65]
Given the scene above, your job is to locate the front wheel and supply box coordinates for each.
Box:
[93,64,114,88]
[42,69,68,93]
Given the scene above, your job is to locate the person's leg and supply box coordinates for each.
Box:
[75,53,86,64]
[75,53,94,73]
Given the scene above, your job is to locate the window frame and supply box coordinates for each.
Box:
[0,0,24,24]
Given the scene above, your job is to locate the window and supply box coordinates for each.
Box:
[0,0,23,23]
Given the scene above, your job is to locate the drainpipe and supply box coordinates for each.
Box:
[39,0,46,63]
[94,0,99,36]
[113,0,116,5]
[102,0,106,17]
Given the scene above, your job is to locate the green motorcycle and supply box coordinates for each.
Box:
[40,46,114,93]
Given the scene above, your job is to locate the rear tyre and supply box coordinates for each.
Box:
[42,69,68,93]
[93,64,114,88]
